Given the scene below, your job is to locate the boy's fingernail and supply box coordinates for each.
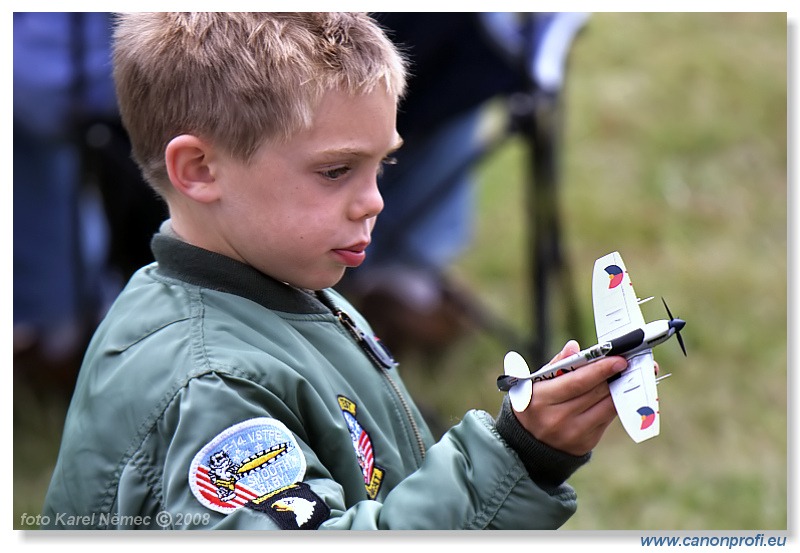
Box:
[613,359,628,372]
[564,339,579,354]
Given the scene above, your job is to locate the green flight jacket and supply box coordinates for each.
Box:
[42,231,588,529]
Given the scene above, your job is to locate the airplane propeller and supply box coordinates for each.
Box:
[662,297,687,356]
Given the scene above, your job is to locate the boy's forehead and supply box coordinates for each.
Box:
[295,88,403,155]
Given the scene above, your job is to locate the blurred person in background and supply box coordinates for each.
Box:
[13,12,165,397]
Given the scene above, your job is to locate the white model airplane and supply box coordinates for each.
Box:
[497,251,686,443]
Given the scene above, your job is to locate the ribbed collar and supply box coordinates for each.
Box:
[150,230,329,315]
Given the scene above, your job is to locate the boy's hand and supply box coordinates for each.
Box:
[513,340,627,456]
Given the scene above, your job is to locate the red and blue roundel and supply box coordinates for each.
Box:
[637,406,657,430]
[604,265,625,289]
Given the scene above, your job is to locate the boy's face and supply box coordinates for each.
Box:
[208,87,402,290]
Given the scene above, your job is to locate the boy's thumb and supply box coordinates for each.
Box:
[550,339,580,364]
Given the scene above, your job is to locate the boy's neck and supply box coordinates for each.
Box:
[156,218,321,300]
[151,228,329,315]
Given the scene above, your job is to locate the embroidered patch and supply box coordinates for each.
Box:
[337,395,384,499]
[189,417,306,514]
[248,482,330,529]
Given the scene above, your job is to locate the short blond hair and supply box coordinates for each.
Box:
[112,12,407,194]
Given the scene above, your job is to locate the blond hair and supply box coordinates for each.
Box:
[112,12,407,194]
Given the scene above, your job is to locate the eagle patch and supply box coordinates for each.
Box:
[248,482,330,530]
[189,417,307,515]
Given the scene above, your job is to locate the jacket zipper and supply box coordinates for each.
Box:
[317,291,427,461]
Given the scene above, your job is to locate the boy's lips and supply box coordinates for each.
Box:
[332,241,369,267]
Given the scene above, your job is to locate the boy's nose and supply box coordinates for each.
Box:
[351,179,384,221]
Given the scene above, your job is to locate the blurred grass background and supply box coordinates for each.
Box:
[13,12,787,531]
[396,12,787,530]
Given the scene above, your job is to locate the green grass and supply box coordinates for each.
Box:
[403,12,787,530]
[13,13,787,531]
[467,13,786,530]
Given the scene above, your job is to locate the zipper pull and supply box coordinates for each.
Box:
[336,310,398,370]
[316,290,398,369]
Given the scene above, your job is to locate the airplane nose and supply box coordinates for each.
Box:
[669,319,686,332]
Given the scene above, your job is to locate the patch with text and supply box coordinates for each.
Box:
[189,417,306,515]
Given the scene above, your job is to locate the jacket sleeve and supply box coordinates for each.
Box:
[152,371,584,530]
[356,409,581,530]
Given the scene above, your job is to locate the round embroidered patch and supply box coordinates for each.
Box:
[189,417,306,514]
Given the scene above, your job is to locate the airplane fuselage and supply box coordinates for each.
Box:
[606,318,685,359]
[496,317,685,392]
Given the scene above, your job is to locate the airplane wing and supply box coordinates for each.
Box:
[592,252,660,443]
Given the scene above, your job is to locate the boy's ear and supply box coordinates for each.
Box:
[165,135,221,203]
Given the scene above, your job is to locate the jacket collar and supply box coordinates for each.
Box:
[150,229,329,315]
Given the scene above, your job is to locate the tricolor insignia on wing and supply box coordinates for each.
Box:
[604,264,625,289]
[189,418,307,515]
[337,395,384,499]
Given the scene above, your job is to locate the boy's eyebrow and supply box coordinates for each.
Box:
[317,135,404,159]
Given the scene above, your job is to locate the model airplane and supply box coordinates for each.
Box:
[497,251,686,443]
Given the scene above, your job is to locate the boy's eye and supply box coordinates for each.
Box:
[378,156,398,177]
[319,156,398,181]
[320,166,351,180]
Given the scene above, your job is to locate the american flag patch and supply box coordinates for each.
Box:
[337,396,385,499]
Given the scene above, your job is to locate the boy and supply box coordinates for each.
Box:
[42,13,626,530]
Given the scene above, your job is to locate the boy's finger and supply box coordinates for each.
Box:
[549,340,580,364]
[534,356,627,404]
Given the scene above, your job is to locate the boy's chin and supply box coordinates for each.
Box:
[289,270,346,292]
